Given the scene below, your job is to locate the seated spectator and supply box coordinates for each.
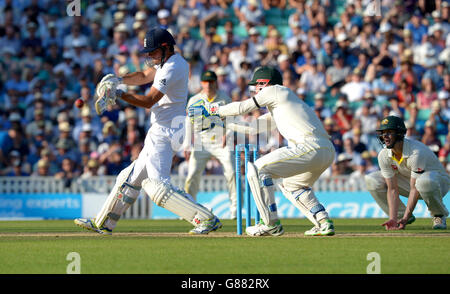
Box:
[313,93,332,120]
[416,77,438,109]
[421,120,442,156]
[372,69,396,103]
[81,158,101,179]
[54,157,80,189]
[387,96,405,118]
[236,0,265,27]
[340,68,371,103]
[393,58,416,93]
[33,159,52,176]
[404,10,428,45]
[395,78,415,108]
[323,117,343,154]
[332,100,353,134]
[325,52,351,88]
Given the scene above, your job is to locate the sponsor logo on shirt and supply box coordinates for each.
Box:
[413,168,425,174]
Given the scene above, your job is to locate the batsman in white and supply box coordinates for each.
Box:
[188,66,336,236]
[365,115,449,230]
[184,70,238,218]
[74,27,222,235]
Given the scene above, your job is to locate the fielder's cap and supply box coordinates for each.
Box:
[376,115,406,133]
[140,27,176,54]
[201,70,217,82]
[248,66,283,86]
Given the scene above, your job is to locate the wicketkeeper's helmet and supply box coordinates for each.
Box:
[248,66,283,87]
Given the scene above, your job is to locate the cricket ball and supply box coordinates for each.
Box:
[75,98,84,108]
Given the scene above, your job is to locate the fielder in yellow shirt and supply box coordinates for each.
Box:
[365,116,449,230]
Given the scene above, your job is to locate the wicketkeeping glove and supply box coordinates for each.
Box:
[187,100,219,121]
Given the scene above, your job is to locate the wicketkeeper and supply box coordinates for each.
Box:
[188,66,336,236]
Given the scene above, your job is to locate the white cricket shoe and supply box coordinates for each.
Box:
[189,216,222,235]
[432,216,447,229]
[74,218,113,235]
[304,219,335,236]
[245,222,284,236]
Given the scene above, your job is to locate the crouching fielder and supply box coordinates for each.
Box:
[365,116,449,230]
[188,66,336,236]
[74,27,221,235]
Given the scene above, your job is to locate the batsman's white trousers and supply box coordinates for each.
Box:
[365,170,449,217]
[255,138,336,191]
[128,124,182,187]
[184,145,237,216]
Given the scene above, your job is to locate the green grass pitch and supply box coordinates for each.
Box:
[0,218,448,274]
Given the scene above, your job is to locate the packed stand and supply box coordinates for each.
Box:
[0,0,449,189]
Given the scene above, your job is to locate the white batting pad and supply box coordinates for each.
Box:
[142,178,214,226]
[95,161,141,229]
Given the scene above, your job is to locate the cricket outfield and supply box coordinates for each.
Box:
[0,218,448,274]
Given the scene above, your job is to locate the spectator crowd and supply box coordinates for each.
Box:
[0,0,450,188]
